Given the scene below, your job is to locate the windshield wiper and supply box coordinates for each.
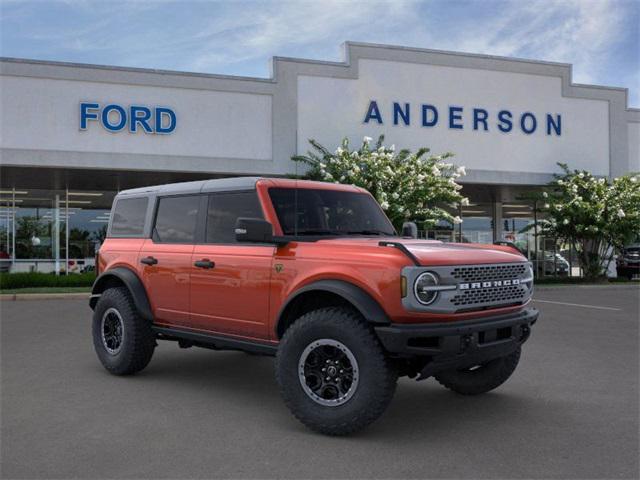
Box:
[289,229,394,236]
[292,229,344,236]
[345,229,393,236]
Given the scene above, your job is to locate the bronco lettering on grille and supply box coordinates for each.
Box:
[459,278,521,290]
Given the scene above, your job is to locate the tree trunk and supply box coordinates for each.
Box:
[579,238,607,280]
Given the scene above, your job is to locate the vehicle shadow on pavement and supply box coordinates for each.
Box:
[109,344,554,441]
[376,382,540,436]
[104,346,283,400]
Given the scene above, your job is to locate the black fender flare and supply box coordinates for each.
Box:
[276,279,391,337]
[89,267,153,321]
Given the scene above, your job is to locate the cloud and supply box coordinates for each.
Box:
[1,0,637,104]
[400,0,639,88]
[182,1,419,71]
[177,0,636,97]
[441,0,630,86]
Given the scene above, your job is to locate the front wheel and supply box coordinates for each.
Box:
[92,287,155,375]
[275,307,397,436]
[434,348,521,395]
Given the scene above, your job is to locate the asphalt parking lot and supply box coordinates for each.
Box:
[1,285,638,479]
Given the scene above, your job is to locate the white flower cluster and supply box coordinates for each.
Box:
[538,163,640,277]
[294,135,467,228]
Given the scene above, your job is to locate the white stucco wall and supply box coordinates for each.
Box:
[0,75,272,161]
[628,122,640,173]
[1,43,635,182]
[298,59,611,177]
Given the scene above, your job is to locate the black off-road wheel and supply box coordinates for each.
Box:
[434,348,521,395]
[92,287,155,375]
[275,307,398,436]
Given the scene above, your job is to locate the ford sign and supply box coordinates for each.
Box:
[80,103,176,134]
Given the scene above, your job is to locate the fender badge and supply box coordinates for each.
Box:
[275,264,284,273]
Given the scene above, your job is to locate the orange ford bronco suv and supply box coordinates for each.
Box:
[90,177,537,435]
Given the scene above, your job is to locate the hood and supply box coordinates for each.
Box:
[315,237,527,266]
[399,239,526,266]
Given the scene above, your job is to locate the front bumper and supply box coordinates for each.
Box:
[375,308,538,379]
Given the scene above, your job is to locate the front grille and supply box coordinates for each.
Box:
[402,261,533,314]
[451,264,527,283]
[451,284,527,307]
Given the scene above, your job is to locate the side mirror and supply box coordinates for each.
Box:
[494,240,526,256]
[235,217,276,244]
[401,221,418,239]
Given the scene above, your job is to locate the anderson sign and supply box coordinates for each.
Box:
[363,100,562,136]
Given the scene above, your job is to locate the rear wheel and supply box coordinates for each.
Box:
[434,348,521,395]
[275,307,397,436]
[92,287,155,375]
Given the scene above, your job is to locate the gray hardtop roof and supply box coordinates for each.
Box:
[116,177,263,197]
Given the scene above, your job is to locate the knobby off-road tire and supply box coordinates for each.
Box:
[434,347,521,395]
[92,287,155,375]
[275,307,398,436]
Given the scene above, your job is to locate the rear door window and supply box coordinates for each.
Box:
[206,191,263,244]
[153,195,200,244]
[110,197,148,237]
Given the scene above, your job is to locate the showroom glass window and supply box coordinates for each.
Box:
[501,201,535,256]
[460,203,493,243]
[1,188,116,273]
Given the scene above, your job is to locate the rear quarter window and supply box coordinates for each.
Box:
[110,197,149,237]
[153,195,200,243]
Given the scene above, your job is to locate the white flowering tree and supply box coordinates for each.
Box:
[292,135,468,231]
[537,163,640,279]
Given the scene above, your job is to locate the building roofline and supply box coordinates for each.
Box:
[341,42,634,109]
[345,41,573,68]
[1,40,636,109]
[0,56,274,84]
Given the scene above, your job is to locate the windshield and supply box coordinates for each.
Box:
[268,188,396,237]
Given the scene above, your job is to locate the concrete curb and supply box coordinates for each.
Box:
[0,292,90,301]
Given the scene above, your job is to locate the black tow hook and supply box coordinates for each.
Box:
[460,334,473,353]
[520,326,531,342]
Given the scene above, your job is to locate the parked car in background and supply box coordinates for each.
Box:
[616,244,640,280]
[0,249,11,273]
[529,251,569,277]
[80,264,95,274]
[544,252,570,276]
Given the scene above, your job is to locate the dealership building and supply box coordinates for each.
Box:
[0,42,638,273]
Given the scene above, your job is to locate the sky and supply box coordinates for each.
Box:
[1,0,639,106]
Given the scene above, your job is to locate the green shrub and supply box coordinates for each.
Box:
[0,272,96,290]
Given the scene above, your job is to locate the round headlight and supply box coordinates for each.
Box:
[414,272,439,305]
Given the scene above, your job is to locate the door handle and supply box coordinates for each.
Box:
[140,256,158,266]
[194,259,215,269]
